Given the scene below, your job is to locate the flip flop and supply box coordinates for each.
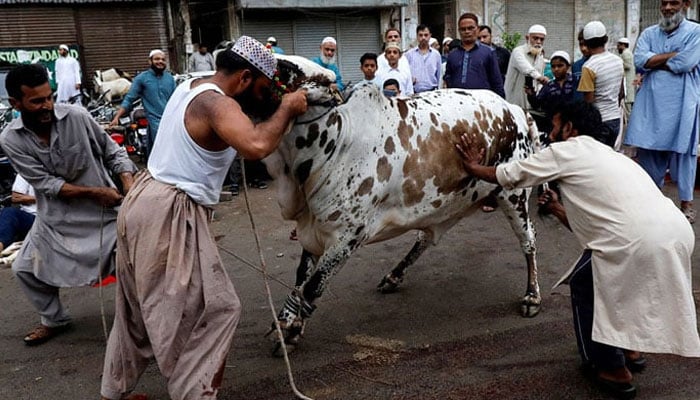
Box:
[682,206,696,224]
[23,324,72,346]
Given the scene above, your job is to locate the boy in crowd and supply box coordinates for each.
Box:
[376,42,414,95]
[526,50,576,134]
[358,53,379,87]
[382,78,401,97]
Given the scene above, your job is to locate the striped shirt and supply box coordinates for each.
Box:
[405,47,442,92]
[577,51,623,122]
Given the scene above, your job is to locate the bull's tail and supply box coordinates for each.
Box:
[525,111,545,153]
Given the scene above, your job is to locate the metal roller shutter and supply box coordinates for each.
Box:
[240,9,380,87]
[77,2,168,83]
[640,0,660,32]
[0,6,77,47]
[506,0,575,61]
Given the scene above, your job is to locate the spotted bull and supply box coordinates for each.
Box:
[264,72,541,353]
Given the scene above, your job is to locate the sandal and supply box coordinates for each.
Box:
[23,324,72,346]
[682,206,696,224]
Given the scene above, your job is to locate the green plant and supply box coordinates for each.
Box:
[501,32,522,52]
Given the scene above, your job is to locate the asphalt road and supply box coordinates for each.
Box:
[1,182,699,400]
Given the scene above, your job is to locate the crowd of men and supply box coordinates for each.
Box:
[1,0,699,399]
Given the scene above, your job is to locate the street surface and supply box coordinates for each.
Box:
[1,182,699,400]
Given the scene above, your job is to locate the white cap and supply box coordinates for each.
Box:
[550,50,571,65]
[442,36,453,45]
[230,36,277,80]
[618,37,630,44]
[528,24,547,36]
[149,49,165,58]
[583,21,607,40]
[59,44,69,51]
[267,36,277,43]
[429,37,438,46]
[321,36,337,45]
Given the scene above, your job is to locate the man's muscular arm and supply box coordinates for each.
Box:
[644,52,677,70]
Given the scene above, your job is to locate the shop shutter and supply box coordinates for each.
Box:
[76,2,168,86]
[0,6,77,47]
[640,0,660,32]
[240,9,380,87]
[506,0,575,60]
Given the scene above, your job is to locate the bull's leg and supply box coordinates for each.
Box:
[496,187,541,317]
[272,240,353,356]
[377,231,431,293]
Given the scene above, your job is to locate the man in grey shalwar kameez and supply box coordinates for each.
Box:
[1,64,136,345]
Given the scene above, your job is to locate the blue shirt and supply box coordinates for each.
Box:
[120,69,176,140]
[528,74,576,116]
[310,57,344,91]
[405,47,442,92]
[444,42,504,98]
[625,19,700,154]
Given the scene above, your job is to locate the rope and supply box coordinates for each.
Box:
[97,205,109,342]
[239,159,313,400]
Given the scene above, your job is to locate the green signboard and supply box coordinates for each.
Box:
[0,45,81,91]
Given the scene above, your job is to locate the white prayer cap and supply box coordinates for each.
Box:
[321,36,337,45]
[149,49,165,59]
[429,37,438,46]
[528,24,547,36]
[583,21,607,40]
[384,41,402,52]
[230,35,277,80]
[618,37,630,44]
[59,44,69,51]
[550,50,571,65]
[442,36,453,45]
[267,36,277,43]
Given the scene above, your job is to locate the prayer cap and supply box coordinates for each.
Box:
[583,21,607,40]
[442,36,453,45]
[550,50,571,65]
[267,36,277,43]
[59,44,69,51]
[230,35,277,80]
[385,42,402,52]
[149,49,165,58]
[528,24,547,35]
[618,37,630,44]
[321,37,337,45]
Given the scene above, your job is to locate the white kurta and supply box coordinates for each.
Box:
[504,44,545,110]
[496,136,700,357]
[55,55,81,102]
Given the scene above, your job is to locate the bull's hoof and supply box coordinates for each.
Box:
[377,274,403,293]
[520,294,542,318]
[267,319,304,358]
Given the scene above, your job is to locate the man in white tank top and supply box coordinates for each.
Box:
[100,36,307,400]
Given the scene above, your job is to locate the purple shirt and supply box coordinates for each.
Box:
[405,47,442,93]
[444,41,505,98]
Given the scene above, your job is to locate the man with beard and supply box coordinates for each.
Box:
[504,24,549,111]
[311,36,345,91]
[624,0,700,223]
[110,49,176,159]
[99,35,307,400]
[456,101,700,400]
[0,64,136,345]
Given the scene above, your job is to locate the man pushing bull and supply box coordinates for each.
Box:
[99,36,307,400]
[456,101,700,399]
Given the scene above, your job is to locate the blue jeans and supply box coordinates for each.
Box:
[0,207,35,247]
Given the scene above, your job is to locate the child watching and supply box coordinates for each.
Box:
[358,53,379,87]
[382,78,401,98]
[526,50,576,133]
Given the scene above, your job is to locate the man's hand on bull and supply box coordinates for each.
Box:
[281,89,308,117]
[455,133,499,184]
[455,132,485,169]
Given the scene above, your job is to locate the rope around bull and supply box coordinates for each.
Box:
[238,159,313,400]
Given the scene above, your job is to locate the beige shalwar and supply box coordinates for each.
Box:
[496,135,700,357]
[101,171,241,400]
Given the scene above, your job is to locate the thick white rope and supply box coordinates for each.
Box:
[239,159,313,400]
